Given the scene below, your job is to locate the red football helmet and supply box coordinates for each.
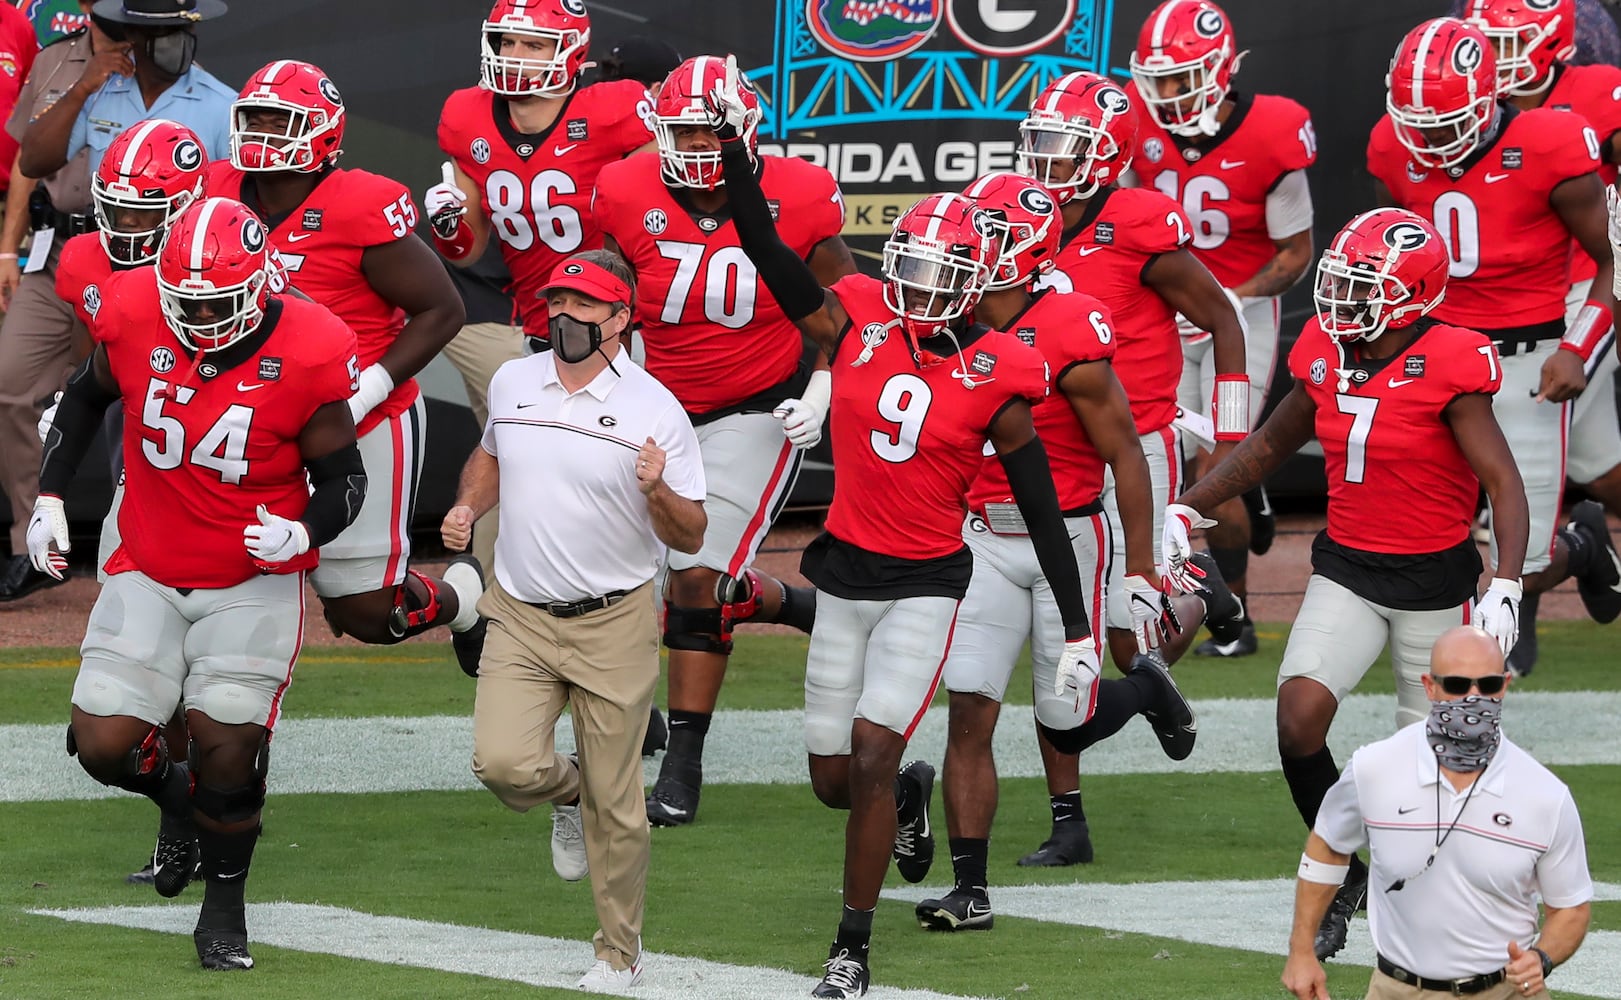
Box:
[1463,0,1575,97]
[480,0,590,98]
[654,55,762,190]
[231,60,346,173]
[93,118,206,267]
[1314,208,1449,343]
[881,193,999,343]
[1017,72,1137,204]
[962,171,1060,291]
[1386,18,1499,170]
[157,198,277,353]
[1129,0,1246,138]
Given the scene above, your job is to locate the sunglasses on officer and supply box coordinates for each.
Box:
[1428,671,1510,696]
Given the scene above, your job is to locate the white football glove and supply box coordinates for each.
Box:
[424,161,468,240]
[1054,637,1102,718]
[26,493,70,580]
[774,369,831,450]
[37,390,61,444]
[1161,503,1215,594]
[1472,577,1523,660]
[702,54,753,140]
[243,504,310,564]
[1124,573,1178,654]
[1609,187,1621,299]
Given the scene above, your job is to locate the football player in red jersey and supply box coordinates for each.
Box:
[30,197,366,972]
[1370,17,1621,675]
[592,55,856,827]
[1166,208,1530,961]
[210,60,485,661]
[428,0,656,344]
[1013,69,1248,868]
[1464,0,1621,672]
[1130,0,1319,652]
[707,56,1097,999]
[913,170,1197,932]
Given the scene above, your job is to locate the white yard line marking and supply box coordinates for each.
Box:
[30,902,986,1000]
[3,691,1616,802]
[882,879,1621,1000]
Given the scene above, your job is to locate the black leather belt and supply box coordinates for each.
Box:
[51,209,93,239]
[1482,319,1563,358]
[1377,954,1505,995]
[525,589,629,618]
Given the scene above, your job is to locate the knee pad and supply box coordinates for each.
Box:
[663,600,730,654]
[93,725,182,797]
[191,736,269,824]
[1208,544,1248,584]
[388,570,444,639]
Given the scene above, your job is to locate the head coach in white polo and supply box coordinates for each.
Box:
[1282,625,1592,1000]
[440,250,705,992]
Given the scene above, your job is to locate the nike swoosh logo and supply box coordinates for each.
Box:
[515,401,541,409]
[237,381,265,392]
[657,804,688,818]
[1388,378,1414,388]
[1075,246,1105,256]
[1485,172,1510,184]
[554,143,579,156]
[1398,806,1421,814]
[1220,159,1246,170]
[949,370,997,386]
[285,232,314,243]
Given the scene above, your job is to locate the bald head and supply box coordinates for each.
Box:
[1424,626,1510,702]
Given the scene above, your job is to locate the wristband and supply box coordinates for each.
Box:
[0,252,19,260]
[432,221,476,261]
[1298,853,1351,885]
[348,363,395,424]
[1213,374,1250,441]
[800,368,831,418]
[1531,945,1554,978]
[1486,577,1523,601]
[1559,301,1613,363]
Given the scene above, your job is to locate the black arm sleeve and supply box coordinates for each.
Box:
[1000,436,1091,640]
[302,442,367,549]
[719,139,826,322]
[39,356,120,497]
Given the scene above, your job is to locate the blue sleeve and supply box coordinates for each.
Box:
[201,93,234,162]
[66,105,88,163]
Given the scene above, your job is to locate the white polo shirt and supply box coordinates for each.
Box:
[1315,721,1592,980]
[482,349,705,604]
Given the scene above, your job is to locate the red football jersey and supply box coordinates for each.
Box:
[592,152,844,414]
[1133,93,1317,289]
[1543,63,1621,284]
[438,80,654,336]
[1290,317,1501,555]
[1368,106,1599,329]
[1041,186,1189,434]
[55,233,115,327]
[967,289,1116,511]
[824,274,1049,561]
[95,269,358,589]
[207,162,416,438]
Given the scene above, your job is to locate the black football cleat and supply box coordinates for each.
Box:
[646,752,702,827]
[152,814,199,899]
[0,553,69,603]
[811,945,869,998]
[1568,501,1621,624]
[642,705,668,758]
[892,760,936,883]
[916,886,994,931]
[1243,486,1276,556]
[1132,652,1197,762]
[1018,820,1094,867]
[1507,591,1539,678]
[1195,620,1258,658]
[1188,552,1247,647]
[126,859,155,886]
[1314,866,1367,961]
[195,928,254,971]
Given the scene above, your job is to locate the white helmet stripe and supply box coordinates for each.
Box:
[1042,73,1083,113]
[1151,1,1184,49]
[189,197,223,274]
[922,195,947,242]
[263,59,292,86]
[1411,19,1447,109]
[118,118,168,177]
[692,55,712,109]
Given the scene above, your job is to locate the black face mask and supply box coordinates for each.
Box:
[146,31,196,78]
[548,311,615,365]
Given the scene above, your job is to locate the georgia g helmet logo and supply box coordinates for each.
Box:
[561,0,586,13]
[318,77,342,106]
[1452,36,1484,74]
[1096,86,1130,115]
[1524,0,1559,9]
[969,207,997,239]
[1017,185,1055,215]
[173,138,202,171]
[1383,221,1431,252]
[241,217,265,253]
[1194,8,1225,37]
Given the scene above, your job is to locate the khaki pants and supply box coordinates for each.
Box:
[440,320,523,583]
[1365,970,1550,1000]
[0,247,80,550]
[471,579,659,970]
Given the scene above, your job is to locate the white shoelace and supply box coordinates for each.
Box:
[822,950,864,990]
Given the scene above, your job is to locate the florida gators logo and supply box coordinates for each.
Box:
[806,0,942,62]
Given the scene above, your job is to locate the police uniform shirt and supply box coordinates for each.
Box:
[482,349,704,605]
[7,29,92,213]
[67,62,234,175]
[1314,723,1593,980]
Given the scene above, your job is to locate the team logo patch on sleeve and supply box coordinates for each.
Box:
[970,349,997,374]
[643,208,669,235]
[1094,221,1114,244]
[150,346,176,374]
[1501,147,1522,170]
[1404,355,1426,378]
[1014,326,1036,346]
[258,357,283,382]
[471,138,492,165]
[566,118,589,141]
[82,284,102,319]
[862,322,889,347]
[1309,357,1327,385]
[1142,138,1164,163]
[301,209,324,231]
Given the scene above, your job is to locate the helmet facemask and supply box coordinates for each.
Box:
[1479,20,1562,96]
[1130,51,1229,137]
[480,26,584,98]
[1313,254,1416,343]
[655,115,728,190]
[158,271,270,353]
[881,236,988,352]
[230,99,343,173]
[1016,116,1116,202]
[94,179,195,267]
[1388,95,1496,171]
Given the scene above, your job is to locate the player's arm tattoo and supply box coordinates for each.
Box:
[1178,382,1315,512]
[809,236,859,287]
[1235,229,1314,299]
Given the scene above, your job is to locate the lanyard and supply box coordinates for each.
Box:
[1386,759,1482,894]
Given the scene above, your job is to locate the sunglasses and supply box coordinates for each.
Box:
[1428,672,1509,696]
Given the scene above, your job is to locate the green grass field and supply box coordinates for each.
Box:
[1,624,1616,999]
